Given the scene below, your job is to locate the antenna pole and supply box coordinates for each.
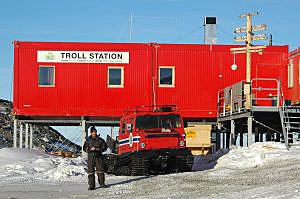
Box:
[129,12,133,42]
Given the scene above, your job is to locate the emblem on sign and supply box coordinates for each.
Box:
[129,133,133,147]
[45,52,55,61]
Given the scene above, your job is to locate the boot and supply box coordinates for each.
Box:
[97,172,106,188]
[88,173,95,190]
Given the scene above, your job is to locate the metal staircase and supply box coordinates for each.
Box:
[280,103,300,148]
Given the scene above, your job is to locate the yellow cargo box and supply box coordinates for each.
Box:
[185,124,212,155]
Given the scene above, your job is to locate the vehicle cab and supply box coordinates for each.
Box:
[118,105,186,155]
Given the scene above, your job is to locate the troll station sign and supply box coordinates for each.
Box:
[37,51,129,64]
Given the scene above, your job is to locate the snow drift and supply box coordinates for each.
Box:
[214,142,298,170]
[0,148,87,183]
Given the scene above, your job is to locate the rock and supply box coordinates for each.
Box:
[0,99,81,155]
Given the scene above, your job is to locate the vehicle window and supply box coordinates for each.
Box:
[127,119,134,132]
[135,114,182,130]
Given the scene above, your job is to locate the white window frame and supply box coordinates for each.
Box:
[38,65,55,87]
[158,66,175,88]
[107,66,124,88]
[288,59,294,88]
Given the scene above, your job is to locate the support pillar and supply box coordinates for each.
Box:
[230,120,235,147]
[30,124,33,149]
[259,132,263,142]
[247,116,253,146]
[220,131,224,149]
[263,133,266,142]
[13,119,18,148]
[216,123,222,150]
[110,126,114,138]
[19,123,23,148]
[243,133,248,146]
[25,123,29,148]
[81,120,88,155]
[236,133,240,146]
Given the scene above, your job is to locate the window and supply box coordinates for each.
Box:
[135,114,182,130]
[107,67,124,88]
[288,60,294,88]
[159,66,175,87]
[127,119,134,132]
[38,66,55,87]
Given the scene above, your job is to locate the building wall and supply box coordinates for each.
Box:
[13,41,289,119]
[289,48,300,104]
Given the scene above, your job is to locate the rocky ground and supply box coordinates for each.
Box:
[0,99,81,155]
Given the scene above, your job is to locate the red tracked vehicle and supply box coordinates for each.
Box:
[104,105,194,176]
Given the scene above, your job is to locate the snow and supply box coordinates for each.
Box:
[0,148,87,183]
[1,142,300,198]
[215,142,295,170]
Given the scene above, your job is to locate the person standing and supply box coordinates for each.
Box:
[83,126,108,190]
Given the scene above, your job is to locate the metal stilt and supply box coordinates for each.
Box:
[25,123,29,148]
[247,116,253,146]
[13,119,18,148]
[81,120,88,156]
[30,124,33,149]
[19,123,23,148]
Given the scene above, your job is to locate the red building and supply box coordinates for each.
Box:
[289,48,300,105]
[13,41,290,122]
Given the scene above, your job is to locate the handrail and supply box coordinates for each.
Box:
[279,103,289,148]
[217,78,283,117]
[250,78,281,108]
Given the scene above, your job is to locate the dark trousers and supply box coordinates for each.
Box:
[87,154,105,188]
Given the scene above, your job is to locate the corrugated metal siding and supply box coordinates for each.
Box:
[289,48,300,103]
[156,44,288,118]
[13,41,289,119]
[14,42,152,117]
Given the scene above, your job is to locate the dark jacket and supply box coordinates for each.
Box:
[83,135,108,157]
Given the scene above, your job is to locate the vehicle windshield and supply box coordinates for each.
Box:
[135,114,182,130]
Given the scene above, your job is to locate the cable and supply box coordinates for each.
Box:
[114,17,130,41]
[253,119,282,134]
[217,26,236,39]
[217,26,235,39]
[172,26,203,43]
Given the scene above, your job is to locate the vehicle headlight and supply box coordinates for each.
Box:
[140,142,146,149]
[179,140,185,147]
